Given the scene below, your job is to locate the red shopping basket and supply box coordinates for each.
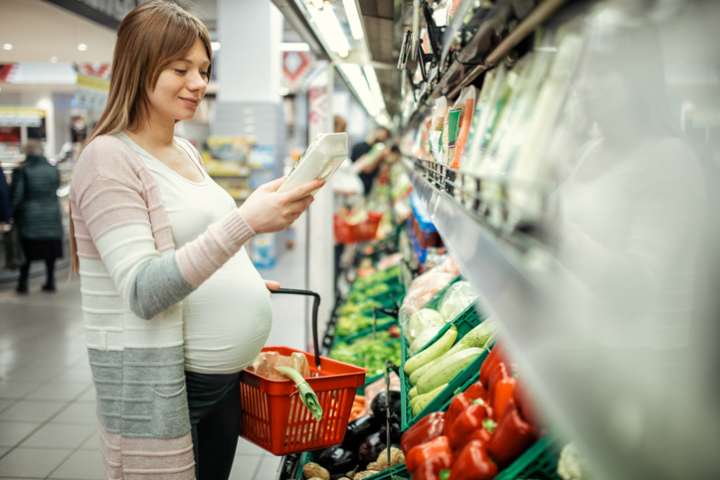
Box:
[334,211,383,244]
[239,289,366,455]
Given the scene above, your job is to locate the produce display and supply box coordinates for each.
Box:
[329,331,401,379]
[405,321,495,416]
[400,344,544,479]
[301,391,404,479]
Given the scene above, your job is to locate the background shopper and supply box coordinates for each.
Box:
[11,140,63,293]
[350,126,391,195]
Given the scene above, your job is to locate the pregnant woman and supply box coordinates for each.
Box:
[69,2,321,479]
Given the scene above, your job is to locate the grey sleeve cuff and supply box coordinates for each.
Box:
[129,251,195,320]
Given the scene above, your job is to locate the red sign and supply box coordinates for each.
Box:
[283,51,311,87]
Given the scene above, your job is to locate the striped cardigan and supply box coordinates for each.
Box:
[70,135,254,479]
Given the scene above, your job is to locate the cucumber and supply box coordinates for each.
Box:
[409,358,433,385]
[412,383,448,416]
[416,347,484,394]
[404,326,457,375]
[409,386,419,399]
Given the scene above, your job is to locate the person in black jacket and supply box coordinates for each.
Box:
[0,169,10,224]
[11,141,63,293]
[350,126,391,195]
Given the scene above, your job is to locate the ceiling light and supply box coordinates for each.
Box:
[338,64,380,116]
[310,3,350,58]
[281,42,310,52]
[2,43,12,51]
[363,65,387,112]
[342,0,364,40]
[211,41,221,52]
[50,56,58,63]
[77,43,88,51]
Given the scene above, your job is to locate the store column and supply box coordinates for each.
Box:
[213,0,285,263]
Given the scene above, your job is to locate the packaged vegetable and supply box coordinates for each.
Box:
[438,281,479,321]
[406,308,446,344]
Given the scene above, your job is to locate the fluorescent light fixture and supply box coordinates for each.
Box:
[77,43,88,51]
[339,63,380,116]
[281,42,311,52]
[2,43,13,51]
[211,41,221,52]
[310,3,350,58]
[342,0,364,40]
[362,64,386,112]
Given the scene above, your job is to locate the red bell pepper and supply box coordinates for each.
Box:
[479,346,504,386]
[450,440,499,480]
[487,407,537,468]
[444,382,488,436]
[400,411,446,454]
[514,383,540,431]
[487,362,510,407]
[406,435,453,474]
[492,375,517,420]
[448,399,493,451]
[412,463,451,480]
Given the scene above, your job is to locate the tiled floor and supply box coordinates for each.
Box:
[0,240,307,479]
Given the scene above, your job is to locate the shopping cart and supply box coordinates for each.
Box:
[238,288,367,455]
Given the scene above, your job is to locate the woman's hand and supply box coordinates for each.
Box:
[264,280,281,292]
[239,177,324,234]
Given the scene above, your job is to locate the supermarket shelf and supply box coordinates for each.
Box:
[447,0,567,99]
[404,0,566,131]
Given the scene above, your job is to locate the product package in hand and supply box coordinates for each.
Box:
[279,132,348,195]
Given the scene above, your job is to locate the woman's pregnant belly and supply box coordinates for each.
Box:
[182,248,272,373]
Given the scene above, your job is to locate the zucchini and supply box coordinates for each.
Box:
[409,359,433,385]
[409,386,419,399]
[404,326,457,375]
[443,320,494,358]
[412,383,447,416]
[416,347,484,394]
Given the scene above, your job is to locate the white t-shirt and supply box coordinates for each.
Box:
[118,133,272,373]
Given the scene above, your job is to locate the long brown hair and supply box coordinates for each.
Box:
[70,0,212,272]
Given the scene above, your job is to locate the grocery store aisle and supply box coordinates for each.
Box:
[0,238,309,479]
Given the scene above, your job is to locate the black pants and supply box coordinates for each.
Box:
[17,257,55,291]
[185,371,241,480]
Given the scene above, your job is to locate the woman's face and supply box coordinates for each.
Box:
[148,38,210,123]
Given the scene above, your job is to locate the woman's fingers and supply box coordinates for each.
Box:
[283,179,324,202]
[260,177,286,192]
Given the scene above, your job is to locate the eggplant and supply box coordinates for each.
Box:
[370,390,401,420]
[378,415,402,444]
[342,415,380,450]
[315,445,356,475]
[357,431,386,468]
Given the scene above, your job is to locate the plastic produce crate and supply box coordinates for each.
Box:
[293,453,410,480]
[495,437,561,480]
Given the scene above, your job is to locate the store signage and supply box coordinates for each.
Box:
[283,51,312,90]
[0,107,46,128]
[0,63,76,85]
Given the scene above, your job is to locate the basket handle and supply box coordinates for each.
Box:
[270,288,322,370]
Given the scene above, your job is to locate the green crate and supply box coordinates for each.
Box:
[495,437,561,480]
[400,340,489,430]
[365,464,410,479]
[293,453,409,480]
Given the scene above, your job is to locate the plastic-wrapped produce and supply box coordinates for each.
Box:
[406,308,446,345]
[438,281,479,321]
[399,270,457,329]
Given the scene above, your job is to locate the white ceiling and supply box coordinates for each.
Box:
[0,0,117,63]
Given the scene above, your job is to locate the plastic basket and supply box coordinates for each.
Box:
[335,211,383,244]
[239,289,367,456]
